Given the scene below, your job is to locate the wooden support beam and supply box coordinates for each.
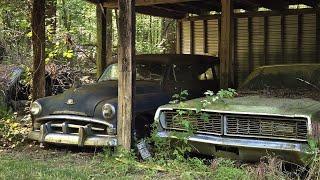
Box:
[204,20,208,53]
[297,14,303,62]
[103,0,201,8]
[220,0,234,89]
[248,17,253,73]
[281,15,285,63]
[245,0,288,11]
[175,3,209,15]
[263,16,269,65]
[301,0,319,8]
[234,0,258,11]
[233,18,238,87]
[136,6,186,19]
[317,11,320,62]
[176,21,183,54]
[190,21,195,54]
[31,0,46,100]
[117,0,136,151]
[106,9,113,66]
[96,5,107,78]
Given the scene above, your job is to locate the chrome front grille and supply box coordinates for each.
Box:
[161,109,309,141]
[225,115,308,141]
[35,119,108,135]
[163,110,223,135]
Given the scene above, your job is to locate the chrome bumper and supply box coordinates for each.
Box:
[28,122,117,147]
[157,131,308,152]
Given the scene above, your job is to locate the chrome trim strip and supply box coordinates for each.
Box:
[36,115,114,128]
[157,131,308,152]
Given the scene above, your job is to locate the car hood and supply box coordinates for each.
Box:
[161,95,320,120]
[38,81,164,117]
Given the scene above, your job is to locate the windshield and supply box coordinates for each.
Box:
[98,63,165,82]
[239,64,320,100]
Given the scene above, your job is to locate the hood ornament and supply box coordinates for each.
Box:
[66,99,76,105]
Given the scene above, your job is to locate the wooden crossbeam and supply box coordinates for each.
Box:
[161,3,208,14]
[234,0,258,11]
[103,0,202,8]
[301,0,319,8]
[136,6,187,19]
[244,0,288,11]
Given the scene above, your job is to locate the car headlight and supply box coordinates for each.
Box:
[159,112,167,128]
[102,103,115,119]
[30,101,42,115]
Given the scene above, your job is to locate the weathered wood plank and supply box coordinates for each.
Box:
[317,10,320,62]
[248,17,253,73]
[204,20,208,53]
[96,5,107,78]
[190,21,195,54]
[32,0,46,100]
[103,0,201,8]
[117,0,136,151]
[263,16,269,65]
[136,6,186,19]
[297,14,303,62]
[176,21,183,54]
[220,0,234,89]
[281,15,285,63]
[106,9,113,66]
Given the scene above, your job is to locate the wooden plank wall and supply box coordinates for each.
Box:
[179,9,320,86]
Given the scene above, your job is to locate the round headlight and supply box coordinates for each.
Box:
[30,101,42,115]
[102,103,115,119]
[159,112,167,128]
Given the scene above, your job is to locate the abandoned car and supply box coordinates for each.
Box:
[28,54,220,147]
[155,64,320,164]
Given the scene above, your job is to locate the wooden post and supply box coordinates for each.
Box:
[117,0,136,151]
[248,17,253,74]
[106,9,113,66]
[220,0,234,89]
[204,20,208,54]
[264,16,269,65]
[317,11,320,63]
[176,21,183,54]
[190,21,195,54]
[297,14,302,62]
[31,0,46,100]
[96,5,107,78]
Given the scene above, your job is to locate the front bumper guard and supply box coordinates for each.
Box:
[157,131,309,153]
[28,122,117,147]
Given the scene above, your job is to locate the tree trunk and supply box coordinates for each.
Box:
[31,0,46,100]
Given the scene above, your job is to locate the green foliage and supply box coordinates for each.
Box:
[202,88,237,107]
[0,113,30,149]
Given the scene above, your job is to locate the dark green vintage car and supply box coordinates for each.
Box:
[155,64,320,164]
[28,54,219,147]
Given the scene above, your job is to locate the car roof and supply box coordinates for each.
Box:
[110,54,219,65]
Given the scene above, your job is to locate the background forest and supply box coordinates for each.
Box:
[0,0,176,83]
